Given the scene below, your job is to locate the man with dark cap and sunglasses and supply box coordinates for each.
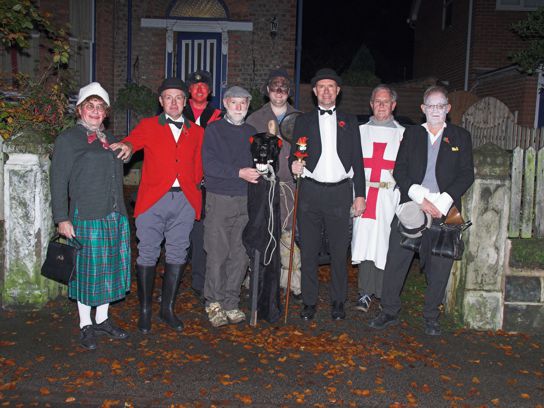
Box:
[111,77,204,335]
[183,70,222,303]
[246,68,302,303]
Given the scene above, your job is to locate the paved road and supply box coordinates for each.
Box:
[1,267,543,407]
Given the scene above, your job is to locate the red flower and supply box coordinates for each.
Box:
[296,136,308,148]
[443,137,450,144]
[294,151,308,160]
[277,138,283,148]
[339,120,346,128]
[249,136,254,144]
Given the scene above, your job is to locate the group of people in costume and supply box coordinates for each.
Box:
[51,66,474,350]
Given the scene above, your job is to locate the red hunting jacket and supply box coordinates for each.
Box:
[123,113,204,219]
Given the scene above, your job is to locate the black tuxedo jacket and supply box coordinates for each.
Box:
[394,123,475,210]
[289,110,366,197]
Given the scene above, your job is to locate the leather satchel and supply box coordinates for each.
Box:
[41,234,82,285]
[430,221,472,260]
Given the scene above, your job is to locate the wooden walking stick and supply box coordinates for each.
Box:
[284,136,308,323]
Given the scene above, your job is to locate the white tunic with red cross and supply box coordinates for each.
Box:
[351,120,404,269]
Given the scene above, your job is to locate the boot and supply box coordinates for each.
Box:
[159,263,185,332]
[136,264,156,334]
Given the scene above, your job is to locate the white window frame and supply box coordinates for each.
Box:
[496,0,544,11]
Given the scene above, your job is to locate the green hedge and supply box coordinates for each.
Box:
[510,238,544,269]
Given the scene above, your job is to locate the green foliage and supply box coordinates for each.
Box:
[0,0,70,65]
[0,1,72,141]
[509,238,544,268]
[247,87,265,114]
[341,70,381,87]
[341,44,381,86]
[113,82,158,119]
[511,7,544,73]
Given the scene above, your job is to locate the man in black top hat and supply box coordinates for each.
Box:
[183,70,222,301]
[290,68,366,321]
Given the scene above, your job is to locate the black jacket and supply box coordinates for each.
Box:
[394,124,475,210]
[289,110,366,198]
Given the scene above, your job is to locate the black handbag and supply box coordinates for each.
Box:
[430,221,472,260]
[41,234,83,285]
[399,234,422,252]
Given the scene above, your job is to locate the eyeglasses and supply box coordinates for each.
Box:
[83,102,107,113]
[425,103,448,111]
[269,86,289,94]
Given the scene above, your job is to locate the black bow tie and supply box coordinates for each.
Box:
[319,108,335,115]
[166,118,183,129]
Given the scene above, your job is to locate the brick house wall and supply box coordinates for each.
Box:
[94,0,296,135]
[413,0,537,126]
[472,69,538,127]
[413,0,470,91]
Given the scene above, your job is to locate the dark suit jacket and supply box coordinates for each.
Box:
[289,110,366,197]
[394,123,474,211]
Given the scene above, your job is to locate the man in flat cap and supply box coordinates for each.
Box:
[111,77,204,334]
[202,85,260,327]
[246,68,302,303]
[290,68,366,321]
[183,70,222,302]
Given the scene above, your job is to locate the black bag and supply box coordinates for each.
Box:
[399,234,422,252]
[41,235,82,285]
[430,221,472,260]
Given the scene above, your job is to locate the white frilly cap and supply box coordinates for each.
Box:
[77,82,110,107]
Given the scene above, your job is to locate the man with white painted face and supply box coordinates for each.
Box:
[202,86,259,327]
[368,85,474,336]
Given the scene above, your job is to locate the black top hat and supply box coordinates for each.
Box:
[187,70,212,88]
[310,68,342,87]
[158,77,188,96]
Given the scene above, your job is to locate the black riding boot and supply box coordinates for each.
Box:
[136,264,156,334]
[159,263,185,331]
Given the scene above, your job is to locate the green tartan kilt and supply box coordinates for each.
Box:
[68,210,131,306]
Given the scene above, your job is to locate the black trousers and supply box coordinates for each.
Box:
[381,216,454,320]
[297,179,351,306]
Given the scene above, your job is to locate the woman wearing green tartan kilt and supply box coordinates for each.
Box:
[51,82,131,350]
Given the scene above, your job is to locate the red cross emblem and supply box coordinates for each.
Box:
[361,142,395,219]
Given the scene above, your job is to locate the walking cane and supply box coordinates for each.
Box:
[284,137,308,323]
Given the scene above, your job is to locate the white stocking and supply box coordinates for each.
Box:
[77,301,92,329]
[95,303,109,325]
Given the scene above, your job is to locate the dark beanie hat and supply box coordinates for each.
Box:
[158,77,188,96]
[310,68,342,87]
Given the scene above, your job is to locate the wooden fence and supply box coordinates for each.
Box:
[508,146,544,238]
[462,96,544,150]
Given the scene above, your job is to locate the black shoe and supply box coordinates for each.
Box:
[292,293,303,303]
[159,263,185,332]
[94,319,129,339]
[424,319,442,336]
[80,325,97,350]
[300,304,316,321]
[368,312,399,330]
[191,287,206,305]
[331,301,346,320]
[136,264,156,334]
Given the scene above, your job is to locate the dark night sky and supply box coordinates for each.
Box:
[301,0,415,83]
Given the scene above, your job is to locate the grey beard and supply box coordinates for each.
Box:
[224,112,246,126]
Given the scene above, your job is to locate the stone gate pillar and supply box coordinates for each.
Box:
[1,140,59,309]
[460,143,511,330]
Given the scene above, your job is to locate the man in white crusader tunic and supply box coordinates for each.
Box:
[351,85,404,312]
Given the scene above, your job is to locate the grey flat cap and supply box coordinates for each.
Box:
[224,86,252,100]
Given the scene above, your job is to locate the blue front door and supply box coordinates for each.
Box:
[176,32,222,108]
